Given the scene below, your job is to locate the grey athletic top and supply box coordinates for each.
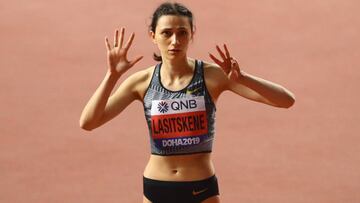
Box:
[143,60,216,156]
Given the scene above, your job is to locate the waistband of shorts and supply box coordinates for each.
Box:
[143,174,217,184]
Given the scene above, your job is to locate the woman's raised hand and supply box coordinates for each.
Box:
[105,27,143,76]
[209,44,244,81]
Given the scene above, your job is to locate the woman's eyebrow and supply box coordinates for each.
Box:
[159,27,188,31]
[159,28,172,31]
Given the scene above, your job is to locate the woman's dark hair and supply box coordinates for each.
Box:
[149,2,194,61]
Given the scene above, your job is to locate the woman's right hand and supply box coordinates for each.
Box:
[105,27,143,77]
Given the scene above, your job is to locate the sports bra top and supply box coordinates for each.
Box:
[143,60,216,156]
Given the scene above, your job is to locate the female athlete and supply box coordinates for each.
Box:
[79,2,295,203]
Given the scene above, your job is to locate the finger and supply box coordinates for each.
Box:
[209,53,222,66]
[129,55,144,67]
[224,44,231,59]
[105,37,111,51]
[232,61,240,72]
[209,53,230,73]
[235,67,243,79]
[216,45,227,61]
[231,59,242,78]
[231,57,240,70]
[119,27,125,48]
[231,58,237,67]
[114,29,119,47]
[232,68,239,79]
[124,32,135,51]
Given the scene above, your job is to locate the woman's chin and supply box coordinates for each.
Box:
[165,52,186,60]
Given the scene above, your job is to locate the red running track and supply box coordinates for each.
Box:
[1,0,359,202]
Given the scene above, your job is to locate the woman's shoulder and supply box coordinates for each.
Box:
[125,65,157,100]
[200,60,228,80]
[122,65,157,87]
[197,60,229,102]
[201,60,217,69]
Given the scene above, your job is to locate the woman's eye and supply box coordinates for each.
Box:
[179,30,188,36]
[162,31,172,37]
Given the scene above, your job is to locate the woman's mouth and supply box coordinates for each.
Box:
[168,49,181,54]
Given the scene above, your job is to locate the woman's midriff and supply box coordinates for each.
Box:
[143,152,215,181]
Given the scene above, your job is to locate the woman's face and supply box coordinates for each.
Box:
[151,15,193,60]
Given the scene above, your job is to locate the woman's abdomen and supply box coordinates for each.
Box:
[143,152,215,181]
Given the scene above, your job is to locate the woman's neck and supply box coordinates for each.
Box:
[161,56,193,80]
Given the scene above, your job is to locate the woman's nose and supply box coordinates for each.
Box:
[170,34,179,45]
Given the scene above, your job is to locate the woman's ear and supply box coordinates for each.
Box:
[190,30,195,43]
[190,26,196,42]
[149,31,156,44]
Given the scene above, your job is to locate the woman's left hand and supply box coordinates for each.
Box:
[209,44,245,81]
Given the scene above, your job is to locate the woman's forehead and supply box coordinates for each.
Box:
[156,15,191,30]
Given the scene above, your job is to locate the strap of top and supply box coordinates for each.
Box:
[152,60,204,94]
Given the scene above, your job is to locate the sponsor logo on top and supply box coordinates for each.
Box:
[157,101,169,113]
[151,96,205,116]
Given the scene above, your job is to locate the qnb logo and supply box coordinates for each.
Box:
[157,101,169,113]
[154,99,200,114]
[171,99,197,111]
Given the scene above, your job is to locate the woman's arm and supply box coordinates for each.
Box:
[79,27,143,131]
[79,71,120,130]
[209,44,295,108]
[227,71,295,108]
[79,70,144,131]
